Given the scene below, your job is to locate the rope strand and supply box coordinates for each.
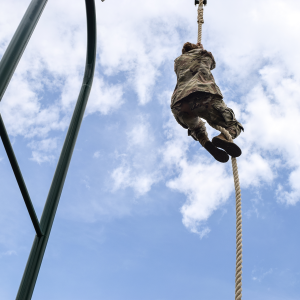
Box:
[197,8,243,297]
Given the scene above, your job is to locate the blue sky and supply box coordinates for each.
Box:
[1,0,300,299]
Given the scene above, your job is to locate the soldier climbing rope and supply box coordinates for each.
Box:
[171,1,243,299]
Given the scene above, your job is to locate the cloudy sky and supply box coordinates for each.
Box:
[1,0,300,299]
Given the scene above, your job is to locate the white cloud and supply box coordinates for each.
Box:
[111,163,157,197]
[277,167,300,205]
[111,115,160,196]
[126,116,153,148]
[0,74,64,138]
[167,158,232,237]
[86,77,124,115]
[237,67,300,204]
[27,138,58,164]
[238,153,274,189]
[28,138,58,152]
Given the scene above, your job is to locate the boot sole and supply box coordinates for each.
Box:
[204,141,229,163]
[212,137,242,158]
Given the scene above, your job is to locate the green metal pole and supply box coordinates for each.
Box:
[0,114,43,237]
[15,1,97,299]
[0,0,48,102]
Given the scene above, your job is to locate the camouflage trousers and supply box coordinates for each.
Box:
[171,92,244,146]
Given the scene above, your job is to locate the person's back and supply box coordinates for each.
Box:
[172,45,221,108]
[171,42,244,163]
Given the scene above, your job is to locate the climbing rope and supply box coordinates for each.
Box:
[197,0,204,44]
[197,2,243,299]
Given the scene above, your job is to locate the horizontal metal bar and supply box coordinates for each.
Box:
[0,114,43,237]
[0,0,48,101]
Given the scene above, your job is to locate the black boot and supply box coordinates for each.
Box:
[212,133,242,158]
[204,141,229,163]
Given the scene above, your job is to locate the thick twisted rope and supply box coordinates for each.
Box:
[197,0,204,44]
[197,4,243,299]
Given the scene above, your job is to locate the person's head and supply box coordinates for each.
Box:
[182,42,203,54]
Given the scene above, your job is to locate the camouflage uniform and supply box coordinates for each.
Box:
[171,48,243,146]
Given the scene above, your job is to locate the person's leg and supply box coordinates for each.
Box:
[171,98,229,163]
[178,101,210,146]
[172,101,208,145]
[189,95,243,138]
[191,95,244,157]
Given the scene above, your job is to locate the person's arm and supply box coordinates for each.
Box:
[197,43,216,70]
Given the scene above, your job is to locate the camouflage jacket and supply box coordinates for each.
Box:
[171,48,223,108]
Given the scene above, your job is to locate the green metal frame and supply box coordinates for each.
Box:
[0,0,97,299]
